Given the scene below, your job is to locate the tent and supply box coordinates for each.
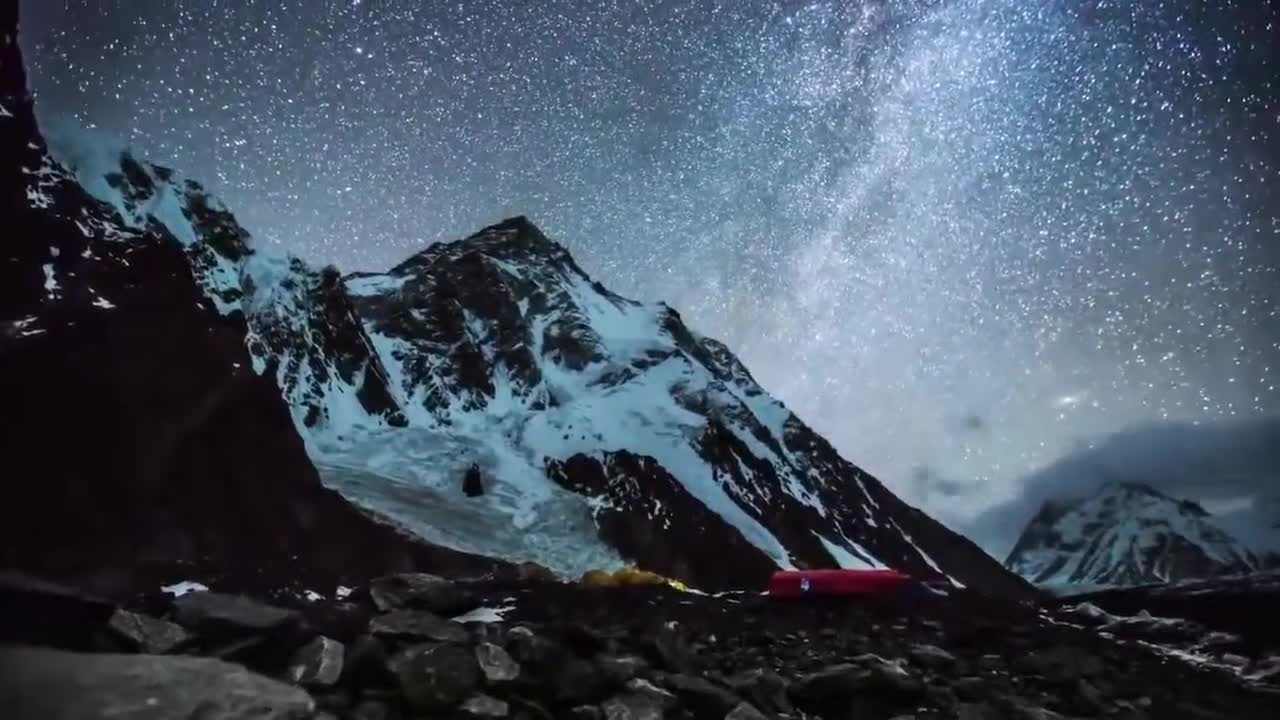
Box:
[766,568,914,597]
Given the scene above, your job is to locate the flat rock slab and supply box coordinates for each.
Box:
[0,645,315,719]
[172,591,301,635]
[108,608,191,654]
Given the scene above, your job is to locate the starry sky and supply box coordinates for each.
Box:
[19,0,1280,537]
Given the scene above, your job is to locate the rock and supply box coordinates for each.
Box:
[460,694,510,718]
[342,634,393,687]
[507,696,557,720]
[645,621,693,673]
[956,702,1001,720]
[623,678,679,711]
[1011,705,1068,720]
[0,645,314,719]
[1075,678,1106,716]
[349,698,393,720]
[464,464,485,497]
[598,655,649,686]
[0,572,116,650]
[507,626,573,669]
[171,591,301,635]
[602,692,668,720]
[723,668,791,714]
[389,642,482,712]
[659,673,741,716]
[551,657,610,704]
[950,676,988,701]
[1014,646,1105,683]
[368,573,479,616]
[569,706,604,720]
[790,663,863,702]
[725,701,770,720]
[910,643,957,669]
[476,641,521,683]
[517,562,558,583]
[106,608,191,653]
[369,609,469,643]
[288,636,345,686]
[791,657,925,716]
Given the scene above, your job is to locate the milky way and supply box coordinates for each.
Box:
[20,0,1280,526]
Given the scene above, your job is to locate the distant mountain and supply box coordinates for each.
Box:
[2,4,1031,597]
[1005,482,1261,592]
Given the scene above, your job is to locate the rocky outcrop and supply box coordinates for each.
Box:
[1006,483,1260,591]
[2,571,1276,720]
[0,5,506,600]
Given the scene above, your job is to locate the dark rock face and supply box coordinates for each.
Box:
[463,464,485,497]
[1006,483,1260,590]
[0,7,505,600]
[546,452,779,590]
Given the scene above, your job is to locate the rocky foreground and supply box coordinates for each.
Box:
[2,572,1277,720]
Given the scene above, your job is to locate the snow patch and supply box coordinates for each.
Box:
[451,603,515,623]
[41,263,59,298]
[161,581,209,597]
[815,531,885,569]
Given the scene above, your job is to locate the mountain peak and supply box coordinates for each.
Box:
[1006,481,1260,592]
[391,215,572,276]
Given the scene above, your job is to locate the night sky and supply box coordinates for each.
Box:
[19,0,1280,528]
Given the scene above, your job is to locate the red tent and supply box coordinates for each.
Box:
[766,568,913,597]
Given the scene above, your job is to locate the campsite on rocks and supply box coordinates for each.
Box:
[3,1,1279,718]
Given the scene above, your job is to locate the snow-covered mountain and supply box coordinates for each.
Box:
[2,5,1029,596]
[1005,482,1261,593]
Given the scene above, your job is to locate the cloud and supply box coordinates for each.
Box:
[962,415,1280,558]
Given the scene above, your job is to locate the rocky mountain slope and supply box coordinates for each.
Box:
[1005,482,1260,592]
[1,4,1029,597]
[0,4,505,599]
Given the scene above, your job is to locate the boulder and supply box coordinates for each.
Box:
[288,636,345,686]
[598,655,649,686]
[476,641,522,684]
[723,668,791,715]
[622,678,678,711]
[602,692,668,720]
[368,573,479,616]
[725,702,770,720]
[107,608,191,654]
[341,634,393,687]
[516,562,558,583]
[369,609,469,643]
[658,673,741,717]
[389,642,482,712]
[171,591,301,635]
[0,645,314,719]
[550,657,610,705]
[910,643,958,670]
[1014,647,1106,683]
[459,694,510,718]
